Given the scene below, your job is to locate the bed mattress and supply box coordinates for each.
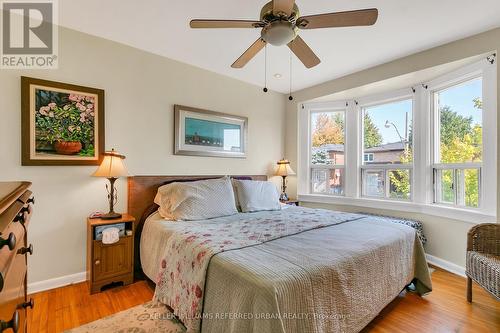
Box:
[141,207,431,333]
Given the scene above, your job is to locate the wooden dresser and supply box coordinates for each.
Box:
[0,182,34,333]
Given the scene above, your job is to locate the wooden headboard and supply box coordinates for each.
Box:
[127,175,268,277]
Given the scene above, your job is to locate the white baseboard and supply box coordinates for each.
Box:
[28,271,86,294]
[425,253,466,277]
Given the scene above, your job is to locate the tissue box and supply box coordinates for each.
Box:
[94,223,125,240]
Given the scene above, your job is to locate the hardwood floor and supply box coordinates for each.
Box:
[28,267,499,333]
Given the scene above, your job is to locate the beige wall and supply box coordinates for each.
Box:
[286,28,500,269]
[0,27,285,285]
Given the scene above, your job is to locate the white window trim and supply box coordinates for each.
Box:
[298,58,497,223]
[303,101,347,197]
[427,60,496,216]
[358,89,415,201]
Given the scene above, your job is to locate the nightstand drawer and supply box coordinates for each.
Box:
[92,236,132,282]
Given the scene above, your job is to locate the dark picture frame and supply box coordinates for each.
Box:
[21,76,105,166]
[174,105,248,158]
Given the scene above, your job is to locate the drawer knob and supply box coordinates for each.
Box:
[95,259,100,266]
[0,233,16,251]
[0,310,19,333]
[20,206,31,215]
[18,244,33,255]
[13,214,24,224]
[21,298,34,309]
[27,197,35,205]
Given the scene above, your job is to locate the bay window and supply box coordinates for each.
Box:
[298,56,497,221]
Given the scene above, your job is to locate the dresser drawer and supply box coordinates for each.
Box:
[0,222,25,276]
[0,282,25,333]
[0,244,26,333]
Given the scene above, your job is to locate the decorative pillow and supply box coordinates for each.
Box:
[233,179,281,213]
[154,176,238,221]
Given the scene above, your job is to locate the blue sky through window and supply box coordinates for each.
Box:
[365,99,413,145]
[437,77,482,125]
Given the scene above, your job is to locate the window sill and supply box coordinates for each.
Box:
[297,194,496,224]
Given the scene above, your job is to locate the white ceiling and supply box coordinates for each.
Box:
[60,1,500,93]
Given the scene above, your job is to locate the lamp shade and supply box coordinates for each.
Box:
[92,149,128,178]
[275,159,295,177]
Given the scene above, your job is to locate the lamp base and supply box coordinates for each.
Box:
[279,192,289,202]
[100,212,122,220]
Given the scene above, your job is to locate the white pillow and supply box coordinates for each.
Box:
[233,180,281,213]
[154,176,238,221]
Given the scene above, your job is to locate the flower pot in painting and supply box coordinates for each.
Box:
[54,141,82,155]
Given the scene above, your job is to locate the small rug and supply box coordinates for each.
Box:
[65,301,186,333]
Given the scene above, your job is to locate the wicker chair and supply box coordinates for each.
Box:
[466,223,500,302]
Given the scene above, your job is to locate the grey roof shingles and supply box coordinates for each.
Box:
[314,142,405,153]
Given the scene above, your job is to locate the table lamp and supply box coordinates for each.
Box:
[92,149,128,219]
[275,158,295,202]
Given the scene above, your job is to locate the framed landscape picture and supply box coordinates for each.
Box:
[174,105,247,158]
[21,77,105,165]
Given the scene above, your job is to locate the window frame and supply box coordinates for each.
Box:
[306,102,347,197]
[298,58,497,223]
[427,60,496,215]
[358,90,415,201]
[363,153,374,162]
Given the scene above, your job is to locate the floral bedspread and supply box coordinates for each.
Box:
[153,207,365,332]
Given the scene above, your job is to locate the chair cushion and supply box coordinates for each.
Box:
[466,251,500,300]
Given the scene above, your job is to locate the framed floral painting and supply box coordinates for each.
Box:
[21,77,105,165]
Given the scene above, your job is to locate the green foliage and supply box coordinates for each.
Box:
[363,113,382,148]
[389,148,412,199]
[35,94,96,151]
[79,145,95,157]
[390,98,482,206]
[439,106,473,147]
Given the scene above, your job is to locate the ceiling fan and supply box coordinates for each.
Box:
[190,0,378,69]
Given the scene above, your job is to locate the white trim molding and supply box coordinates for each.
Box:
[425,254,466,277]
[298,194,496,224]
[28,271,86,294]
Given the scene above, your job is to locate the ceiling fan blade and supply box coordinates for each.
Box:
[190,19,263,29]
[232,38,267,68]
[273,0,295,16]
[297,8,378,29]
[287,36,320,69]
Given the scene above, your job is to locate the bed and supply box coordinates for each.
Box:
[128,175,432,333]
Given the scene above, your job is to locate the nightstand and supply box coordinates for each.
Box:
[281,199,299,206]
[86,214,135,294]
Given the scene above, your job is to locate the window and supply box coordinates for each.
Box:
[432,77,482,208]
[310,109,345,195]
[363,153,374,162]
[299,57,496,221]
[361,98,413,200]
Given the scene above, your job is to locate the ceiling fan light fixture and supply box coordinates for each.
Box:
[261,21,297,46]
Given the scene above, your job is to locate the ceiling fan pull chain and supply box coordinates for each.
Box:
[263,44,268,92]
[289,49,293,101]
